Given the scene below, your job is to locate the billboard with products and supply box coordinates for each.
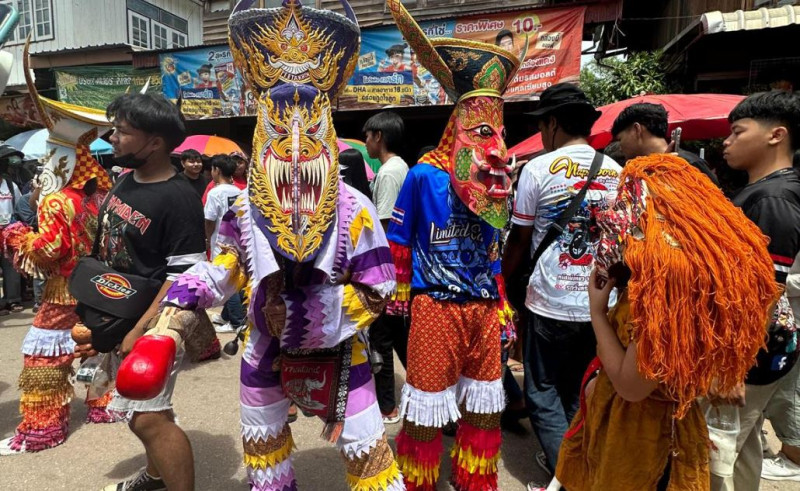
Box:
[338,6,585,110]
[160,46,256,119]
[158,6,584,117]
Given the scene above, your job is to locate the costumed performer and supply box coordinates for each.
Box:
[116,0,404,489]
[0,41,118,455]
[384,0,522,489]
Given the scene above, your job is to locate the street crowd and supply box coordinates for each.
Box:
[1,1,800,491]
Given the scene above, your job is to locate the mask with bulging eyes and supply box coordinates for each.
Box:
[447,95,514,229]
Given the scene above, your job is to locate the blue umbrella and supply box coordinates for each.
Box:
[4,128,112,159]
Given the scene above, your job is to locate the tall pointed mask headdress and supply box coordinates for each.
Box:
[388,0,524,228]
[23,40,112,198]
[229,0,360,262]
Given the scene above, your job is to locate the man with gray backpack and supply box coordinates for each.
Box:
[502,83,622,489]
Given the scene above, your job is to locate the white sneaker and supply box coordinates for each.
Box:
[210,313,225,325]
[0,436,25,456]
[215,322,237,333]
[762,454,800,481]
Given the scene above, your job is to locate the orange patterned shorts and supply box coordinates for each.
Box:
[405,294,501,392]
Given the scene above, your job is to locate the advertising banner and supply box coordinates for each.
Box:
[54,66,161,110]
[160,46,256,120]
[339,6,584,110]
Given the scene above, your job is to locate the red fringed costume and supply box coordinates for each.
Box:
[0,44,119,455]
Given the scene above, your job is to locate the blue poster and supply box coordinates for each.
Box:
[341,19,455,110]
[160,47,256,119]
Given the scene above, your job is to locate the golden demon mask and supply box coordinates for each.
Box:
[387,0,524,229]
[229,0,360,262]
[23,40,112,198]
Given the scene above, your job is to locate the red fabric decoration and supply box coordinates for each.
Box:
[390,241,412,284]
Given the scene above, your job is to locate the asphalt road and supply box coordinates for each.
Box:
[0,309,794,490]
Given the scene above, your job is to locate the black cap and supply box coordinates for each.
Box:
[0,144,24,161]
[526,83,601,121]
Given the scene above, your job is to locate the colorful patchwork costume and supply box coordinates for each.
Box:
[128,0,403,489]
[384,1,521,489]
[0,43,116,455]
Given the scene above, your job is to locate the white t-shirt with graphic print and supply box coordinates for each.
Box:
[0,179,21,226]
[512,144,622,322]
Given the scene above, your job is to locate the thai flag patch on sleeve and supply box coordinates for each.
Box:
[391,207,405,226]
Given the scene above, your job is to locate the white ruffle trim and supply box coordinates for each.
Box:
[249,458,294,484]
[383,475,406,491]
[399,383,460,427]
[456,376,505,414]
[21,327,75,357]
[241,399,291,441]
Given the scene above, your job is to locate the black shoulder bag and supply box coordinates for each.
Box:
[69,175,164,352]
[510,151,605,308]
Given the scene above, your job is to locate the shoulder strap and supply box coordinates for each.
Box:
[91,173,129,257]
[530,150,605,268]
[5,178,15,210]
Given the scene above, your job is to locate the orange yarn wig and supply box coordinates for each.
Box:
[621,154,777,418]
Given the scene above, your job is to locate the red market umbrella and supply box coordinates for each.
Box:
[173,135,245,157]
[509,93,746,159]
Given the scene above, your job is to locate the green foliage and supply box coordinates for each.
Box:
[580,51,674,107]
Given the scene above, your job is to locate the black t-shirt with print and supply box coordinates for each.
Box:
[677,149,720,187]
[733,167,800,385]
[97,173,206,282]
[178,172,209,198]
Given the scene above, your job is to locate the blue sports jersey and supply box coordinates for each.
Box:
[388,163,500,302]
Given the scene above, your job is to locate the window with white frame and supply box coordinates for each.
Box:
[171,31,186,48]
[128,10,150,48]
[33,0,50,37]
[152,21,167,49]
[1,0,53,44]
[126,4,187,50]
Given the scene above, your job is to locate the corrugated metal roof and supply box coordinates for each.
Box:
[203,0,618,35]
[29,43,135,57]
[702,5,800,34]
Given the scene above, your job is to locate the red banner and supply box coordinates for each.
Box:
[340,6,584,110]
[452,7,585,101]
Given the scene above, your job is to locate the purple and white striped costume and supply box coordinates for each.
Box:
[162,181,403,490]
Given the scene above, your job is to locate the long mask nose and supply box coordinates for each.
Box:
[291,113,301,236]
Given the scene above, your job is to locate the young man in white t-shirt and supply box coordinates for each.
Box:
[363,110,409,424]
[502,83,622,483]
[204,154,244,333]
[364,111,409,231]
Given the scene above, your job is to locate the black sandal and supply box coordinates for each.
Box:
[9,303,24,313]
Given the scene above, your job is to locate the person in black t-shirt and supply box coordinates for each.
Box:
[98,93,205,491]
[611,102,721,186]
[177,148,209,198]
[708,90,800,491]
